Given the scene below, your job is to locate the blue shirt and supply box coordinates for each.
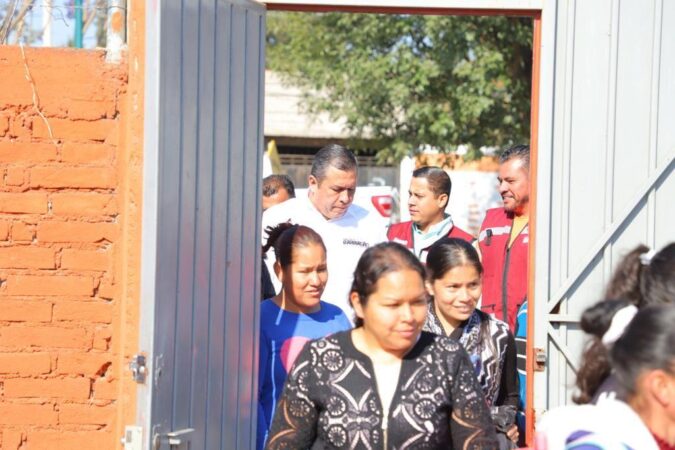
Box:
[257,299,351,450]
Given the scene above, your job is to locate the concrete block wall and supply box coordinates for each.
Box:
[0,46,139,449]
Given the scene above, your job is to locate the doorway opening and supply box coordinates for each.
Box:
[263,2,542,445]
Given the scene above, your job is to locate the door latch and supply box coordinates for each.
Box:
[152,428,194,449]
[129,354,147,383]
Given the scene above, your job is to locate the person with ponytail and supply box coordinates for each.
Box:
[424,237,519,448]
[257,222,351,450]
[537,304,675,449]
[574,242,675,404]
[266,242,498,449]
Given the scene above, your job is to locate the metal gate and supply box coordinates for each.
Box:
[533,0,675,416]
[140,0,266,448]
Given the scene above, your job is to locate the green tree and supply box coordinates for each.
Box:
[267,12,532,162]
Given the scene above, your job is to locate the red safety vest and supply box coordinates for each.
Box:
[478,208,529,331]
[387,220,475,262]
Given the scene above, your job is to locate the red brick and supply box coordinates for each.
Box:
[56,353,111,377]
[0,352,52,375]
[10,222,35,242]
[5,168,26,186]
[0,221,10,240]
[1,429,24,448]
[0,246,56,269]
[4,377,90,399]
[53,302,113,323]
[0,326,90,349]
[0,301,52,322]
[60,248,109,271]
[0,115,9,136]
[61,142,114,164]
[26,430,114,450]
[93,327,112,351]
[92,377,117,400]
[0,403,57,425]
[50,193,117,216]
[5,275,94,296]
[32,118,115,141]
[58,402,114,425]
[0,193,48,214]
[29,167,116,189]
[97,278,115,300]
[8,117,31,139]
[38,221,117,243]
[66,100,114,121]
[0,142,58,163]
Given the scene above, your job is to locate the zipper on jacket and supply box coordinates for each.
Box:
[383,413,388,449]
[502,246,511,324]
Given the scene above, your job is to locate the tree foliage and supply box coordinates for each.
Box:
[267,12,533,162]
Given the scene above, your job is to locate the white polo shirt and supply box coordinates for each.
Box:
[261,195,386,318]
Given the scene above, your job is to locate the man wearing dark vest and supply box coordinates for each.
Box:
[479,144,530,331]
[388,166,474,263]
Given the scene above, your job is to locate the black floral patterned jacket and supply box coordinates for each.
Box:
[265,330,498,450]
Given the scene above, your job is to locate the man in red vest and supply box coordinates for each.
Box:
[479,145,530,331]
[388,166,474,263]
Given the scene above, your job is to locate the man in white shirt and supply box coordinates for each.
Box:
[262,144,386,317]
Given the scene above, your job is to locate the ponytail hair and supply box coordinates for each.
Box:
[605,242,675,307]
[573,298,633,404]
[262,222,325,269]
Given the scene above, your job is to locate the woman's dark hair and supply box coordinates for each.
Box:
[605,242,675,307]
[611,304,675,396]
[574,242,675,404]
[350,242,426,327]
[573,298,633,404]
[426,237,483,281]
[262,222,325,269]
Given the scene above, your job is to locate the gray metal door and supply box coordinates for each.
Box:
[533,0,675,416]
[142,0,266,448]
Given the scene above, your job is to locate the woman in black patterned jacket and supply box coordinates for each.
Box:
[266,242,498,450]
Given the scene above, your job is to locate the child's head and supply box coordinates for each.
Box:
[264,223,327,312]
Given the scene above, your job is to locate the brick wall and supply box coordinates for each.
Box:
[0,46,137,449]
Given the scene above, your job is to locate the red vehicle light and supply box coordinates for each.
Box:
[371,195,392,217]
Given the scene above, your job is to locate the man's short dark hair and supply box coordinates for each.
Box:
[310,144,358,183]
[412,166,451,199]
[262,174,295,198]
[499,144,530,169]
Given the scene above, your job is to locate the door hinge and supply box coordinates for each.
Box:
[534,347,546,372]
[129,354,147,383]
[120,425,143,450]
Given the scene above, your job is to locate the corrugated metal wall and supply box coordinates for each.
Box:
[146,0,265,448]
[536,0,675,412]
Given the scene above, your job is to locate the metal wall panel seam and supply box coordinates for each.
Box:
[190,1,218,446]
[175,0,201,431]
[205,1,229,446]
[602,0,620,286]
[647,0,664,248]
[249,9,267,449]
[218,4,235,447]
[154,0,184,436]
[236,9,251,447]
[201,0,221,445]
